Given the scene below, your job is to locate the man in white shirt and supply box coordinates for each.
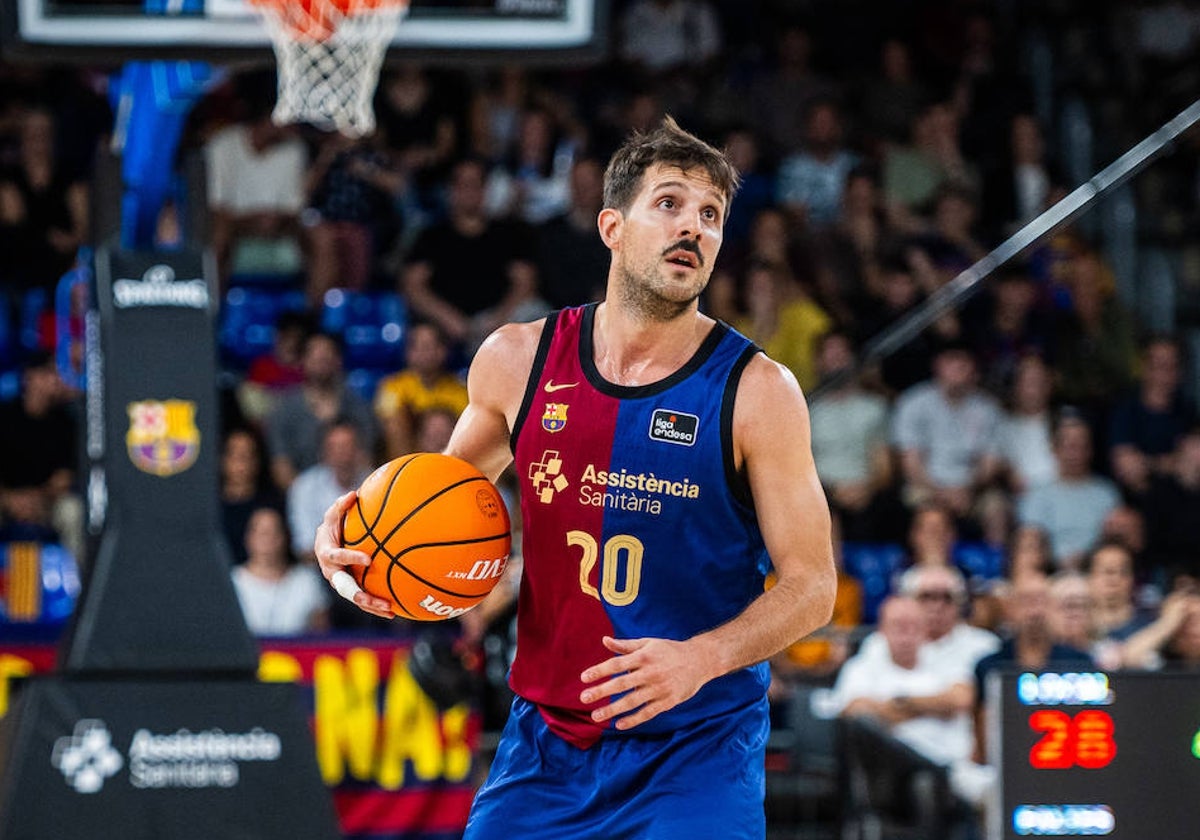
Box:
[205,104,308,282]
[287,420,371,561]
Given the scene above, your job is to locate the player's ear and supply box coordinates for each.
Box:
[598,207,622,250]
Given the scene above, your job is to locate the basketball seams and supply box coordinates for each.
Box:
[367,452,420,533]
[382,532,513,599]
[370,474,494,554]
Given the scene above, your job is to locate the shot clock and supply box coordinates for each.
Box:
[989,671,1200,839]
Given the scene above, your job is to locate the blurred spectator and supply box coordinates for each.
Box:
[286,419,371,561]
[809,330,895,541]
[973,573,1092,760]
[733,260,831,392]
[205,102,307,284]
[996,354,1058,497]
[750,25,836,158]
[413,406,458,454]
[965,268,1053,394]
[1085,540,1155,643]
[264,332,376,490]
[891,341,1003,519]
[981,113,1061,239]
[466,65,529,164]
[534,156,609,309]
[1143,426,1200,582]
[1108,335,1196,496]
[231,506,330,636]
[237,310,312,426]
[775,99,859,229]
[832,595,988,807]
[854,257,938,393]
[1017,413,1120,568]
[813,165,890,328]
[719,126,775,252]
[912,184,987,287]
[883,102,978,228]
[1048,570,1123,669]
[906,502,957,568]
[710,207,800,318]
[375,64,458,216]
[1008,525,1055,579]
[400,157,538,347]
[0,106,88,291]
[858,38,929,148]
[617,0,722,79]
[219,428,285,566]
[374,322,469,460]
[303,132,401,302]
[1053,246,1139,415]
[485,105,576,225]
[1121,588,1200,670]
[0,351,82,560]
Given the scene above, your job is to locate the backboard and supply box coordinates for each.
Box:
[0,0,605,62]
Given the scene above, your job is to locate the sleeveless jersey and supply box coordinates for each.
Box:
[510,304,771,748]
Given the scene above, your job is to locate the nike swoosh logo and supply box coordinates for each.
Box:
[544,380,578,393]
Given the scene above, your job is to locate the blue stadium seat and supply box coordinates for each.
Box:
[320,289,407,371]
[953,542,1005,585]
[219,286,309,370]
[345,367,386,403]
[18,288,49,356]
[841,543,907,623]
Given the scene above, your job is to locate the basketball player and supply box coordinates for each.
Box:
[314,117,836,837]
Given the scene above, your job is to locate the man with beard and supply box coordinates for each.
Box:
[314,117,836,838]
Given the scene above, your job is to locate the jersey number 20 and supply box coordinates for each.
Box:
[568,531,644,606]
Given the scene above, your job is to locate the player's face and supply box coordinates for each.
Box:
[609,163,726,320]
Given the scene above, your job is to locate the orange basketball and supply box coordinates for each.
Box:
[340,453,512,621]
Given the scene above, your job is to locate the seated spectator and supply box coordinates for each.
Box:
[1085,540,1155,644]
[205,96,307,284]
[809,330,895,542]
[264,332,376,491]
[996,354,1058,496]
[1108,335,1196,496]
[400,157,538,348]
[1143,426,1200,583]
[974,573,1092,761]
[412,406,459,454]
[749,25,836,160]
[1053,246,1138,416]
[1120,588,1200,670]
[1048,571,1122,669]
[617,0,722,80]
[0,351,82,561]
[231,507,330,636]
[891,341,1003,520]
[812,165,891,329]
[718,126,775,253]
[832,595,990,807]
[1008,525,1054,578]
[286,419,372,561]
[304,132,401,303]
[534,156,609,309]
[882,102,978,230]
[0,106,88,292]
[219,427,285,565]
[484,105,575,225]
[775,98,859,229]
[966,268,1054,394]
[1017,412,1120,568]
[374,322,469,460]
[910,184,987,289]
[733,260,831,392]
[855,256,939,393]
[980,113,1062,239]
[237,310,312,426]
[858,38,928,148]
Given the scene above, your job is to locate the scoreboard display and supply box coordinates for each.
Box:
[989,671,1200,839]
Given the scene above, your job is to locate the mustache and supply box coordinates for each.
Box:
[662,239,704,266]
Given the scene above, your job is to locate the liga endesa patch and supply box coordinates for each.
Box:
[648,409,699,446]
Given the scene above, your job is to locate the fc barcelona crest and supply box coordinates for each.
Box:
[126,399,201,477]
[542,402,569,434]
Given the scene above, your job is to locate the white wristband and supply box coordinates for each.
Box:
[331,570,363,603]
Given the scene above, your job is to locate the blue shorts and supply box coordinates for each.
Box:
[464,695,768,840]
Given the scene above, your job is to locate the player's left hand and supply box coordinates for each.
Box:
[579,636,712,730]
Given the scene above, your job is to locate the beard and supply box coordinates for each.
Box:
[615,255,709,323]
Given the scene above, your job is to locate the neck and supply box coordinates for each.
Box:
[591,301,709,387]
[244,554,286,580]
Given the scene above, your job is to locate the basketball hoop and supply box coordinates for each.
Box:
[248,0,408,137]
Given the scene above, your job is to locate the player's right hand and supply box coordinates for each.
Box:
[315,491,395,620]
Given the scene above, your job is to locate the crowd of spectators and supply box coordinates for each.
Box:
[2,0,1200,831]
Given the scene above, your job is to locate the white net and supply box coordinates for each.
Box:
[255,0,408,137]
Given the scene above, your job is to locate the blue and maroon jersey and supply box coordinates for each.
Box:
[510,304,771,748]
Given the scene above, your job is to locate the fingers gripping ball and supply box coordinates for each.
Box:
[341,453,512,621]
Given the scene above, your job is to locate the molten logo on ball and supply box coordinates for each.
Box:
[341,453,512,621]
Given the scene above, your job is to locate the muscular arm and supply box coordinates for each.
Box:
[583,355,837,729]
[313,320,541,616]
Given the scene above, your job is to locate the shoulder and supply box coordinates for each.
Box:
[733,353,809,430]
[467,318,549,404]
